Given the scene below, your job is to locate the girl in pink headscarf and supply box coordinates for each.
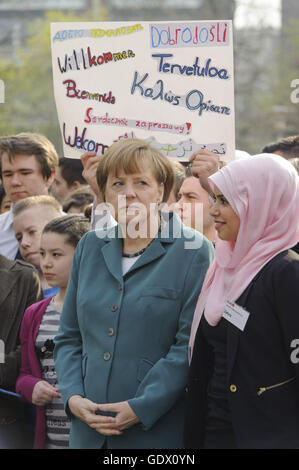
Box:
[184,153,299,449]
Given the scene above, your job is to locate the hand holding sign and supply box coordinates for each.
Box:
[81,151,104,204]
[189,149,220,195]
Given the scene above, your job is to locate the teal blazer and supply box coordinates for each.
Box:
[54,213,214,449]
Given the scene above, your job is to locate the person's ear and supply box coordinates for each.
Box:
[45,169,55,190]
[70,181,81,191]
[157,183,164,203]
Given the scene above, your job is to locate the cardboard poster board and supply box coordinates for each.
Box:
[51,20,235,162]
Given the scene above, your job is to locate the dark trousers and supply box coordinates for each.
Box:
[0,419,34,449]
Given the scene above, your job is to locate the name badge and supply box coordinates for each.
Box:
[222,300,250,331]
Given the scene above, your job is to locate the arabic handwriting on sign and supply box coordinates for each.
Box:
[177,142,193,158]
[160,144,178,155]
[212,144,225,155]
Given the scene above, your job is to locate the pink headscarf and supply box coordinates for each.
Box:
[189,153,299,359]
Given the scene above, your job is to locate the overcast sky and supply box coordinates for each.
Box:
[234,0,281,28]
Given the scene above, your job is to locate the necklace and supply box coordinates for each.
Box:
[122,217,161,258]
[122,247,147,258]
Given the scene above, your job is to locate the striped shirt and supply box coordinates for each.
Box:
[35,298,70,449]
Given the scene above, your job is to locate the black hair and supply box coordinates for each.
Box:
[42,215,90,249]
[59,157,86,186]
[0,184,6,205]
[62,187,94,213]
[262,135,299,159]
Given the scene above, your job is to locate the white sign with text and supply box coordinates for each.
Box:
[51,20,235,161]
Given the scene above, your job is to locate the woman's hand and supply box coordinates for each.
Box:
[189,149,220,195]
[32,380,61,406]
[90,401,140,436]
[80,151,104,204]
[68,396,139,436]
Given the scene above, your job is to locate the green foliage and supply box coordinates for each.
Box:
[237,19,299,154]
[0,8,106,155]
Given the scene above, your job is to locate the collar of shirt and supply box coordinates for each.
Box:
[0,208,19,260]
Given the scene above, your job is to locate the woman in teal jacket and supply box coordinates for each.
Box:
[54,138,213,449]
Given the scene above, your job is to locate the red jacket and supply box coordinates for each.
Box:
[16,296,54,449]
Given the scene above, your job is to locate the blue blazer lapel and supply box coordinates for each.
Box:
[124,212,179,274]
[100,225,124,285]
[99,212,180,278]
[125,238,169,274]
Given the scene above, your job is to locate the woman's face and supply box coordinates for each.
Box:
[104,161,164,229]
[209,184,240,242]
[40,232,75,289]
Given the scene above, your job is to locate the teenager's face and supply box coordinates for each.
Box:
[51,166,70,203]
[209,184,240,242]
[13,206,60,267]
[1,153,53,203]
[40,232,75,289]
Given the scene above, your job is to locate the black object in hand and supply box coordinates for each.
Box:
[95,409,117,417]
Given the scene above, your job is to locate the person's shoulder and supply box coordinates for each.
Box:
[0,208,13,225]
[269,249,299,268]
[73,228,115,261]
[261,249,299,282]
[0,209,11,220]
[0,254,34,274]
[11,258,37,273]
[82,226,117,246]
[23,296,53,320]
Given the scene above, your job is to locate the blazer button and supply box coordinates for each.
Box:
[108,328,114,336]
[111,304,118,312]
[230,384,237,392]
[104,352,111,361]
[117,284,122,291]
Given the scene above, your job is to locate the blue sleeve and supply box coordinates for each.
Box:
[53,235,87,415]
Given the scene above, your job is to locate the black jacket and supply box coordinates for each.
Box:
[0,255,42,419]
[184,250,299,449]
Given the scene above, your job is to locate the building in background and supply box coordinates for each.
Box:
[282,0,299,24]
[0,0,236,60]
[0,0,297,155]
[0,0,89,59]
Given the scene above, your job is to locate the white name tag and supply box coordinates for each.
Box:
[222,300,250,331]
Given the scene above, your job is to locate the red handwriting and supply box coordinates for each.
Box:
[62,79,116,104]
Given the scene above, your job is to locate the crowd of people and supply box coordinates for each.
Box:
[0,130,298,449]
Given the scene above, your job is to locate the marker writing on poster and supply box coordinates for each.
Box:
[152,54,229,80]
[150,22,229,48]
[53,24,143,42]
[63,123,109,154]
[62,79,116,104]
[146,137,226,160]
[130,71,231,116]
[84,108,192,135]
[57,48,135,74]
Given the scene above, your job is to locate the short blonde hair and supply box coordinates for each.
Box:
[13,195,62,218]
[96,139,174,203]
